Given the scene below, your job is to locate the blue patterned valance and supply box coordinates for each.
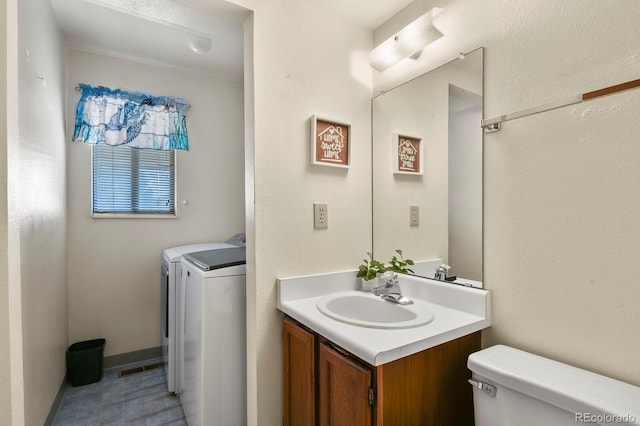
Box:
[73,84,189,151]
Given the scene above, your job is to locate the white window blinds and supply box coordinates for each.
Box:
[92,144,175,215]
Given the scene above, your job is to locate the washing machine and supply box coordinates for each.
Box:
[179,247,246,426]
[161,234,245,394]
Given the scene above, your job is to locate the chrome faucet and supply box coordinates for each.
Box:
[374,271,413,305]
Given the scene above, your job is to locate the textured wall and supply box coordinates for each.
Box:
[16,0,68,423]
[228,1,374,424]
[481,0,640,387]
[0,1,14,424]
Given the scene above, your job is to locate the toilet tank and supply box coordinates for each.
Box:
[467,345,640,426]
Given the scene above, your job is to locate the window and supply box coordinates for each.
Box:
[92,144,176,216]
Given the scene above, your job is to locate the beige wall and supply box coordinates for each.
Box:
[66,50,245,356]
[482,0,640,387]
[228,1,374,424]
[14,0,68,424]
[0,1,13,424]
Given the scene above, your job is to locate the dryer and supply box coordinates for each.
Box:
[180,247,246,426]
[161,234,245,394]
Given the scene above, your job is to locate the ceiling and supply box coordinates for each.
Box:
[50,0,248,82]
[306,0,415,30]
[51,0,412,82]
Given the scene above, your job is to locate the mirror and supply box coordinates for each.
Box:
[372,48,483,286]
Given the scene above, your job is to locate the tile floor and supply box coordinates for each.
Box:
[52,359,186,426]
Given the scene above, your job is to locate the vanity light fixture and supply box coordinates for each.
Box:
[369,7,444,72]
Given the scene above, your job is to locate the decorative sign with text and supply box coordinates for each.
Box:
[311,115,350,168]
[394,134,423,175]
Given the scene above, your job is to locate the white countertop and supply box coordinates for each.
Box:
[277,270,491,366]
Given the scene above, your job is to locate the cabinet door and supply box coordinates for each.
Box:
[374,331,481,425]
[283,318,316,426]
[318,342,372,426]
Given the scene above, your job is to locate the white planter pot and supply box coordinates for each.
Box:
[360,276,384,292]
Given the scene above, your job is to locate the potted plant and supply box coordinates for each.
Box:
[357,250,414,290]
[357,252,387,282]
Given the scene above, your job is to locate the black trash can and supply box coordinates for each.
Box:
[66,339,106,386]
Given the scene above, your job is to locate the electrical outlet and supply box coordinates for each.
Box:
[409,205,419,226]
[314,203,328,229]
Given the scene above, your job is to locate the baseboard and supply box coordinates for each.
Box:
[43,375,67,426]
[104,346,162,370]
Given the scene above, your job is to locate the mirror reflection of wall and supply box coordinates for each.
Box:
[449,85,482,281]
[372,48,483,285]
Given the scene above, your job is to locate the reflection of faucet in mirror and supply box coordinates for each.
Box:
[434,264,457,282]
[372,47,484,287]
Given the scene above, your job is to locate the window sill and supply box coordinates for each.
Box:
[91,213,177,219]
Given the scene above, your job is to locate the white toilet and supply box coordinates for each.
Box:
[468,345,640,426]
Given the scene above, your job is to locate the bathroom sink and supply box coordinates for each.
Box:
[316,292,434,329]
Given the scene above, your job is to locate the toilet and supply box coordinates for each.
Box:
[468,345,640,426]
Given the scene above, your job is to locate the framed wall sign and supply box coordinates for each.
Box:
[311,115,351,168]
[393,133,423,175]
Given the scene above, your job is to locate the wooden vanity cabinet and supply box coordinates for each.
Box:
[318,339,373,426]
[283,316,481,426]
[283,317,316,425]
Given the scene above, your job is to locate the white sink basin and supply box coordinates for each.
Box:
[316,291,434,329]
